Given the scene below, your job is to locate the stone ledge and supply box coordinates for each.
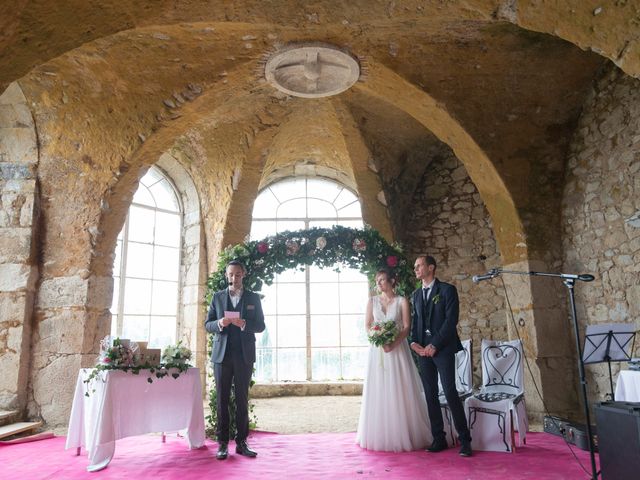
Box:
[251,381,363,398]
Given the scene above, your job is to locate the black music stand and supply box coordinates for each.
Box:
[583,324,636,401]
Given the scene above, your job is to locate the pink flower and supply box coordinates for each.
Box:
[257,242,269,254]
[353,238,366,252]
[373,325,380,331]
[386,255,398,267]
[103,357,111,364]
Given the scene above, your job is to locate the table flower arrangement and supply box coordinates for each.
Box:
[162,341,192,366]
[84,336,192,396]
[367,320,398,347]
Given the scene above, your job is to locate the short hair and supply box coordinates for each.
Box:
[226,259,246,272]
[416,255,437,270]
[376,267,397,286]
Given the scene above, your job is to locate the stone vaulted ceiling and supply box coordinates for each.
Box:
[2,0,636,262]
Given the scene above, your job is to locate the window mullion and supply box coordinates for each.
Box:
[305,219,312,381]
[117,215,130,337]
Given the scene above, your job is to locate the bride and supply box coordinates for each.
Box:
[356,268,432,452]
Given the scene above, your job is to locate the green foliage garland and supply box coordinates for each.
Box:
[205,225,416,301]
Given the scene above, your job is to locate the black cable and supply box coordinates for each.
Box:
[498,275,599,479]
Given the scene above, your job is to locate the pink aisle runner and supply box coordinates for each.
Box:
[0,431,597,479]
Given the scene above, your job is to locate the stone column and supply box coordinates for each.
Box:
[0,82,40,414]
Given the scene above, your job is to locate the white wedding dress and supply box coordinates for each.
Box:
[356,296,432,452]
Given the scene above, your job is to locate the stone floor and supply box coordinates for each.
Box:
[251,395,362,434]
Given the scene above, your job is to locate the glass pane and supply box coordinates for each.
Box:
[310,283,339,313]
[113,239,123,275]
[149,179,179,212]
[132,185,155,207]
[338,203,363,219]
[340,283,369,314]
[110,279,120,314]
[252,189,280,219]
[277,198,306,218]
[276,315,306,348]
[257,316,276,348]
[260,284,277,314]
[250,220,277,240]
[125,242,154,278]
[341,347,368,380]
[255,348,276,382]
[151,280,178,316]
[310,315,340,347]
[122,278,152,314]
[276,220,305,234]
[271,178,305,202]
[276,267,306,283]
[341,314,368,346]
[311,348,341,380]
[140,167,164,187]
[334,188,358,209]
[276,283,306,314]
[128,206,155,243]
[309,265,339,282]
[153,246,180,281]
[338,268,368,282]
[307,178,341,203]
[307,198,337,218]
[276,348,306,381]
[149,315,176,349]
[155,212,181,247]
[122,314,149,342]
[308,220,338,229]
[110,314,117,337]
[338,219,364,228]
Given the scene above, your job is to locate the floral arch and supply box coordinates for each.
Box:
[205,225,416,301]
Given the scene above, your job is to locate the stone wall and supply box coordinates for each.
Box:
[563,66,640,402]
[395,150,507,382]
[0,83,39,413]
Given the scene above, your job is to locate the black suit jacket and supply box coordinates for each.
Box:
[411,278,463,355]
[204,288,266,364]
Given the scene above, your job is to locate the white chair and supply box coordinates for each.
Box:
[464,339,528,452]
[438,339,473,446]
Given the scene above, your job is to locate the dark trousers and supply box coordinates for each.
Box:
[417,352,471,444]
[213,350,253,443]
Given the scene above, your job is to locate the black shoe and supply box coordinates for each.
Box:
[427,440,448,453]
[459,442,472,457]
[216,442,228,460]
[235,440,257,457]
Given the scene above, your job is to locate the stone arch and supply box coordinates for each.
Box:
[354,60,526,264]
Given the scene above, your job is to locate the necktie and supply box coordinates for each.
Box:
[423,287,430,304]
[423,287,431,338]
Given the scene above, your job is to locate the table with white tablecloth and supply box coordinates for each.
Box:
[615,370,640,402]
[65,367,206,472]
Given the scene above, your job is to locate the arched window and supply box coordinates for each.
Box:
[110,166,183,349]
[251,178,369,382]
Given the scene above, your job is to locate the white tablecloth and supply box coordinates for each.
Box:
[615,370,640,402]
[65,367,206,472]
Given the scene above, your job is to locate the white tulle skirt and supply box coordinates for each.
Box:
[356,341,432,452]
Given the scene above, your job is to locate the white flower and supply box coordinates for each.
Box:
[316,236,327,250]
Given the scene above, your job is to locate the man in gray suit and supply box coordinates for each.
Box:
[205,260,265,460]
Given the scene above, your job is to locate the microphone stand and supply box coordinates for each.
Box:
[486,268,598,480]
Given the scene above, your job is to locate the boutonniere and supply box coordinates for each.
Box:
[432,293,441,304]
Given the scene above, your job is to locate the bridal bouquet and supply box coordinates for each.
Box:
[367,320,398,347]
[162,341,192,366]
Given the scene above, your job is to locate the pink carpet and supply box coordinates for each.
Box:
[0,431,598,479]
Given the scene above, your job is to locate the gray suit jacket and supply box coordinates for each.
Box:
[204,288,266,364]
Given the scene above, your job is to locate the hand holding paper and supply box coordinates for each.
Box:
[224,311,245,328]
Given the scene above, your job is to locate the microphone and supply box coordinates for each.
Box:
[472,269,500,283]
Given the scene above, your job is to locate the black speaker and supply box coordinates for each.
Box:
[595,401,640,480]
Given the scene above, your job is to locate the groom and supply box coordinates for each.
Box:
[205,260,265,460]
[410,255,472,457]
